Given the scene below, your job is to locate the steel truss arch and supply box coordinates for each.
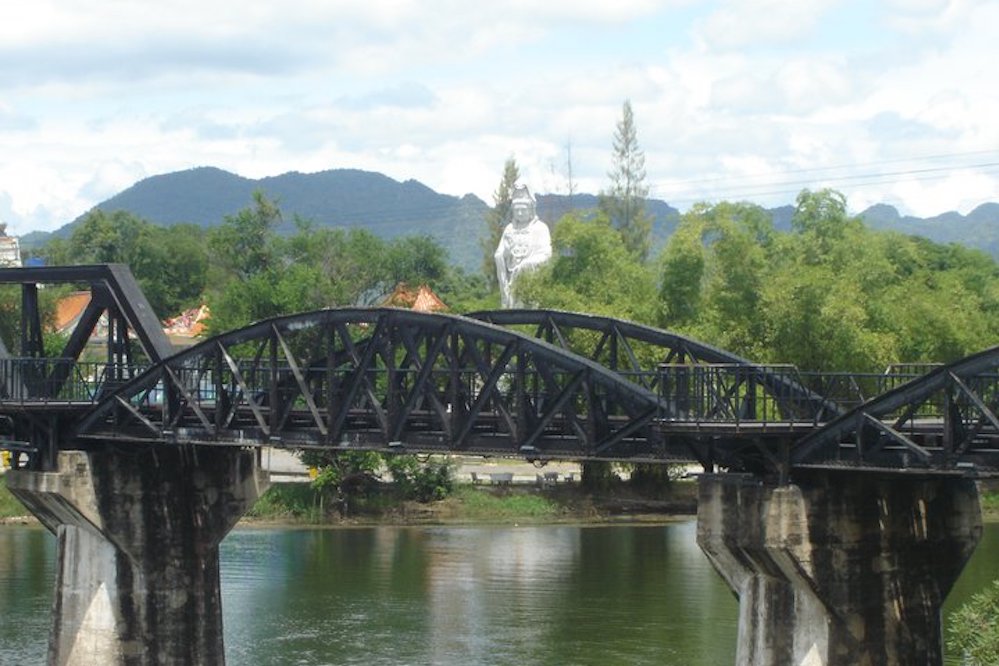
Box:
[75,308,678,462]
[467,309,838,421]
[792,345,999,474]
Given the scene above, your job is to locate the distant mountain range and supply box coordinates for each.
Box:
[18,166,999,270]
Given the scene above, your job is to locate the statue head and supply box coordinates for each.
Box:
[510,184,536,226]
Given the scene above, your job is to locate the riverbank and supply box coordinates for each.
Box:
[243,479,699,526]
[0,473,698,526]
[4,476,999,526]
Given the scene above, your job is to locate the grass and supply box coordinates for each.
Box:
[447,486,565,522]
[245,482,325,522]
[981,491,999,522]
[243,482,570,524]
[0,477,28,519]
[0,474,692,526]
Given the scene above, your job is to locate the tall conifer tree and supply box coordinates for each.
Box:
[600,100,653,261]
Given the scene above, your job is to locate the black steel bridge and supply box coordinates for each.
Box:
[2,264,994,666]
[3,264,999,480]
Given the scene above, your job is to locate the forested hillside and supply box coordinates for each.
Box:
[25,167,491,270]
[14,186,994,373]
[17,167,999,271]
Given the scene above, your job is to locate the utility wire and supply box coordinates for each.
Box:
[653,149,999,188]
[653,162,999,207]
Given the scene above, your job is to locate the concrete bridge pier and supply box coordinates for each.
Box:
[7,447,269,666]
[697,471,982,666]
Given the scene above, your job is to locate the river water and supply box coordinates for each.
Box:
[1,521,997,665]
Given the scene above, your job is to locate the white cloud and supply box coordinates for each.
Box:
[0,0,997,235]
[694,0,839,50]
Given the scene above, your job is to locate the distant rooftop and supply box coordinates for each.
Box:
[0,229,21,268]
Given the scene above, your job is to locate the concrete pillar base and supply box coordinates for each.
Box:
[7,447,269,666]
[697,471,981,666]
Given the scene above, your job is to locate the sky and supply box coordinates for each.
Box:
[2,0,998,236]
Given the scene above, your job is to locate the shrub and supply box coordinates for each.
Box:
[948,578,999,665]
[386,455,455,502]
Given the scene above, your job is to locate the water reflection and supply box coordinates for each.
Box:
[221,523,740,666]
[0,526,56,665]
[1,522,997,665]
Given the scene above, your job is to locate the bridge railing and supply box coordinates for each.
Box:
[0,358,146,404]
[120,363,615,411]
[658,364,937,427]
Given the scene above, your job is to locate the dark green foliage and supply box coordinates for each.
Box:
[947,578,999,665]
[296,451,456,513]
[41,209,208,318]
[581,461,617,492]
[628,463,685,497]
[300,450,383,515]
[385,455,456,502]
[245,483,320,520]
[208,191,280,280]
[517,212,657,322]
[0,286,18,352]
[657,190,999,372]
[0,284,72,355]
[204,195,460,334]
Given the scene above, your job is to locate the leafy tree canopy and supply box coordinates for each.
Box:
[517,211,658,323]
[43,209,208,318]
[948,578,999,665]
[657,189,999,372]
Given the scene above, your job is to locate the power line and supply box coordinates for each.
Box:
[652,149,999,189]
[653,161,999,208]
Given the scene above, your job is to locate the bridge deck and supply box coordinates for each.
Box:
[4,306,999,477]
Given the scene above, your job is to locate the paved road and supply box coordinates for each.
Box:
[259,448,582,485]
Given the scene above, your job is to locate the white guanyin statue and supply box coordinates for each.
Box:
[494,184,552,308]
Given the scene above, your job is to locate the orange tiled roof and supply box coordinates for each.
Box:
[381,283,448,312]
[53,293,212,344]
[54,292,92,333]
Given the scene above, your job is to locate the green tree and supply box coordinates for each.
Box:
[385,235,449,291]
[208,191,281,281]
[300,450,383,516]
[657,202,773,358]
[948,578,999,665]
[0,286,19,353]
[600,100,653,261]
[517,212,658,323]
[658,221,705,327]
[42,209,208,318]
[655,189,999,372]
[205,193,464,332]
[482,157,520,289]
[384,455,456,502]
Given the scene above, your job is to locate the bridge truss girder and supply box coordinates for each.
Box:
[468,309,752,393]
[76,309,689,463]
[792,344,999,474]
[470,309,841,426]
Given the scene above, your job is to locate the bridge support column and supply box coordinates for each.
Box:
[7,447,268,666]
[697,471,981,666]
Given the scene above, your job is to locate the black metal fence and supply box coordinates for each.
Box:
[657,363,940,426]
[0,358,146,403]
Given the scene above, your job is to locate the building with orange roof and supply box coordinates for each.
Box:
[380,283,448,312]
[52,292,210,349]
[54,291,100,337]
